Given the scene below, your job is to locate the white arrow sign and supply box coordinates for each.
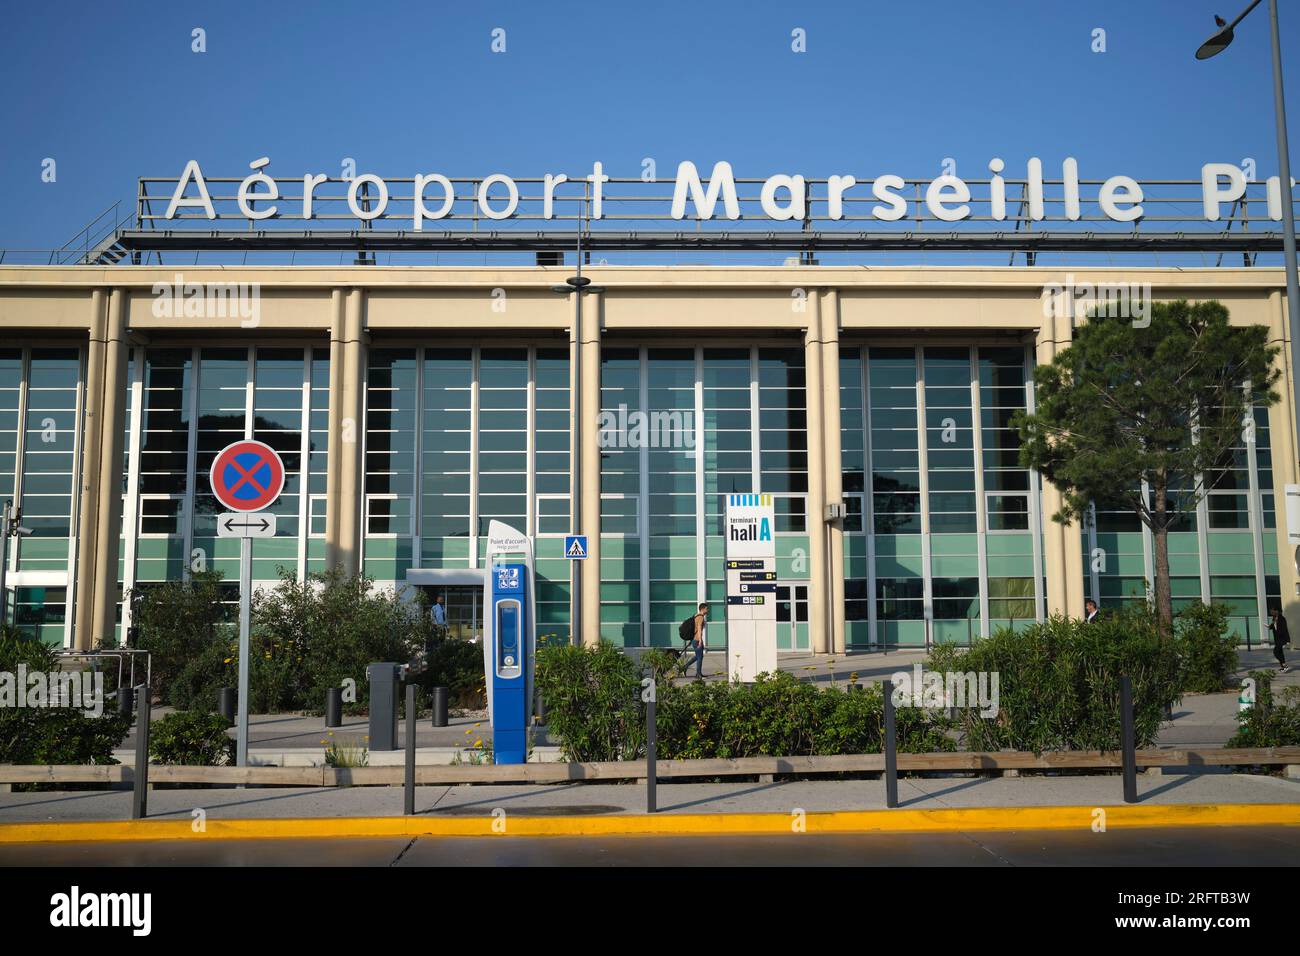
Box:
[217,512,277,539]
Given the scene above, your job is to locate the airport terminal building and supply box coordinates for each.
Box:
[0,166,1296,652]
[0,264,1295,653]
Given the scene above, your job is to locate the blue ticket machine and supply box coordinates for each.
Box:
[487,562,530,763]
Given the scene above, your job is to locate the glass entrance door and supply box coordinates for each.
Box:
[422,585,483,642]
[775,583,809,651]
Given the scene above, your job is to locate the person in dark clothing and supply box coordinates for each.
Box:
[1084,598,1099,624]
[1267,606,1291,673]
[690,603,708,679]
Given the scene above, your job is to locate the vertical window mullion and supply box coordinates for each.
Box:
[970,347,989,639]
[412,347,425,566]
[1024,344,1046,621]
[65,347,86,647]
[122,348,144,633]
[11,350,29,583]
[914,346,933,648]
[183,346,200,579]
[861,349,878,647]
[638,347,649,646]
[1244,384,1268,640]
[694,347,705,610]
[469,347,480,565]
[526,348,536,540]
[297,350,311,580]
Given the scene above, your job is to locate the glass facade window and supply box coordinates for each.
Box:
[842,344,1040,648]
[129,346,327,609]
[596,346,809,649]
[362,346,572,641]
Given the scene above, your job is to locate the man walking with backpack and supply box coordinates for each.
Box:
[677,603,709,679]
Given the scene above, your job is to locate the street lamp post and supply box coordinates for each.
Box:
[1197,1,1300,475]
[552,219,604,646]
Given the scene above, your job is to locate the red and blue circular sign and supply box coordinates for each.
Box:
[209,440,285,513]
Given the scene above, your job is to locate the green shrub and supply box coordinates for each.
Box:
[535,641,643,761]
[133,570,234,710]
[0,628,131,764]
[654,670,953,759]
[251,567,430,713]
[148,711,235,766]
[1176,602,1238,693]
[926,606,1182,752]
[536,643,953,762]
[1229,670,1300,748]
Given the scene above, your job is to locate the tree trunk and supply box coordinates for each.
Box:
[1152,487,1174,640]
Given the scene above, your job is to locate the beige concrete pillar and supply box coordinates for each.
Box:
[73,291,108,649]
[1037,306,1069,617]
[820,289,846,654]
[568,292,580,645]
[334,290,366,577]
[804,292,829,653]
[325,291,345,571]
[1266,289,1300,637]
[579,291,602,647]
[90,290,128,648]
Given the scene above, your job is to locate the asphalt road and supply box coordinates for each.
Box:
[4,826,1298,866]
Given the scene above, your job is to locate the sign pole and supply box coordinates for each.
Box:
[209,438,285,769]
[237,534,251,767]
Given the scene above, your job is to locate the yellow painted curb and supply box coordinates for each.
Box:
[1,803,1299,844]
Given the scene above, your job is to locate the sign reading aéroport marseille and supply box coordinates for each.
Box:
[161,158,1288,229]
[209,440,285,513]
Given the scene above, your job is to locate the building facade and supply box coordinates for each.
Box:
[0,265,1294,652]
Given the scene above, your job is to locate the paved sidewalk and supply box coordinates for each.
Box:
[0,772,1296,824]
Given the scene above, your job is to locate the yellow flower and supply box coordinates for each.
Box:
[223,658,232,664]
[474,739,482,747]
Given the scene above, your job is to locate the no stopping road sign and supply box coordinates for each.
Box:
[209,440,285,513]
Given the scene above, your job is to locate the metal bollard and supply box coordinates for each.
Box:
[405,683,417,816]
[1120,675,1137,804]
[430,686,448,728]
[218,687,236,727]
[325,687,343,729]
[534,688,547,725]
[117,683,134,720]
[883,678,898,809]
[132,685,150,820]
[646,687,657,815]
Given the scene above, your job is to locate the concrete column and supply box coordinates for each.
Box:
[90,290,128,648]
[334,290,366,577]
[73,291,108,649]
[820,289,846,654]
[579,291,602,647]
[804,293,829,653]
[325,291,345,571]
[1266,290,1300,637]
[568,292,580,644]
[1037,305,1069,617]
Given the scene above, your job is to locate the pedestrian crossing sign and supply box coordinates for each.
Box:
[564,535,588,560]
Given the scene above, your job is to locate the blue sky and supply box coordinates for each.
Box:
[1,0,1297,265]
